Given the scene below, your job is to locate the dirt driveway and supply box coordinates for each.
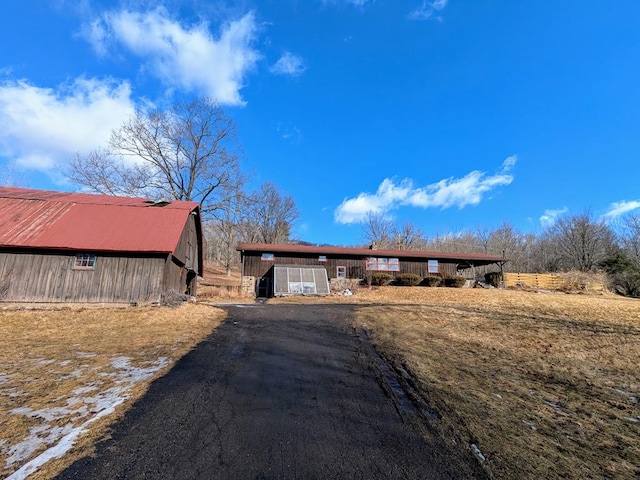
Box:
[56,304,486,479]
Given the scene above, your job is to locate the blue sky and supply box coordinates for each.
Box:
[1,0,639,246]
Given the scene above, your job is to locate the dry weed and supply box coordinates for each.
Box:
[0,303,225,479]
[352,287,640,479]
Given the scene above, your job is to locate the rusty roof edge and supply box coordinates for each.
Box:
[0,187,199,210]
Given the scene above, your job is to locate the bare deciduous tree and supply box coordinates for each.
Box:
[392,222,428,250]
[244,182,299,244]
[545,212,615,272]
[0,162,25,187]
[66,97,241,217]
[361,212,394,248]
[619,213,640,268]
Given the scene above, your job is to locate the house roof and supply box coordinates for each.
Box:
[0,187,201,258]
[236,243,505,264]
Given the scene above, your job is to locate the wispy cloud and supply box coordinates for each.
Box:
[603,200,640,219]
[539,207,569,227]
[408,0,448,21]
[270,52,307,77]
[81,8,259,105]
[334,156,517,224]
[277,123,302,143]
[322,0,373,7]
[0,77,135,171]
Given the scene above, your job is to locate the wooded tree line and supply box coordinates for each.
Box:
[361,212,640,297]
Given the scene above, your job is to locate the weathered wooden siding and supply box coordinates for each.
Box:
[174,214,199,272]
[0,250,165,303]
[241,252,459,280]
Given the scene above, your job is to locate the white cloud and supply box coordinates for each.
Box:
[501,154,517,171]
[83,9,259,105]
[277,123,302,143]
[603,200,640,219]
[0,77,135,171]
[322,0,373,7]
[270,52,306,77]
[334,156,516,224]
[409,0,448,21]
[539,207,569,227]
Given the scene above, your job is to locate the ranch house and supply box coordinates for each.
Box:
[237,243,505,297]
[0,187,203,304]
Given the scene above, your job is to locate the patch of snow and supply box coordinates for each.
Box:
[493,393,502,399]
[470,444,486,462]
[522,420,537,430]
[59,369,85,380]
[6,398,125,480]
[625,417,639,423]
[544,401,569,416]
[75,352,96,358]
[629,396,637,404]
[5,355,169,479]
[59,360,71,367]
[0,374,11,384]
[72,385,100,395]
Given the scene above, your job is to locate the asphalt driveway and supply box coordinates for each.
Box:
[56,304,486,479]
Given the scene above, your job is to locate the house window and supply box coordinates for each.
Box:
[72,253,97,270]
[261,253,275,261]
[318,255,327,262]
[428,260,439,274]
[337,266,347,278]
[366,257,400,272]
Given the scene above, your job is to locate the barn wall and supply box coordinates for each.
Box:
[0,250,165,303]
[173,214,199,273]
[162,255,198,297]
[241,252,459,280]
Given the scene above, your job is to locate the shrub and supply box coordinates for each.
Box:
[422,275,442,287]
[443,275,466,288]
[370,272,393,286]
[484,271,502,288]
[395,273,422,286]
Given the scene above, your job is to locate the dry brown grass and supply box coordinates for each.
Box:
[350,287,640,479]
[0,303,225,479]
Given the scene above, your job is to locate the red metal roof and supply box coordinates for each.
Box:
[0,187,200,255]
[236,243,506,264]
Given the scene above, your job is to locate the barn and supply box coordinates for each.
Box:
[237,243,505,297]
[0,187,203,304]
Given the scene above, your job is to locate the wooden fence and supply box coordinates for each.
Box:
[504,273,605,291]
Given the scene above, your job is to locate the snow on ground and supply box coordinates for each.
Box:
[4,356,169,480]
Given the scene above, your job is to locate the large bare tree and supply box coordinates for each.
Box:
[242,182,299,244]
[544,212,615,272]
[66,97,241,217]
[361,212,394,248]
[619,213,640,268]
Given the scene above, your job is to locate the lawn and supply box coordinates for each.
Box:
[0,303,225,479]
[350,287,640,479]
[2,286,638,479]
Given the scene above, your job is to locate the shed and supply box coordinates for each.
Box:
[237,243,505,296]
[0,187,203,304]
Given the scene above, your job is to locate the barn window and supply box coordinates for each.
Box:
[337,266,347,278]
[261,253,275,261]
[428,260,439,273]
[72,253,97,270]
[318,255,327,262]
[366,257,400,271]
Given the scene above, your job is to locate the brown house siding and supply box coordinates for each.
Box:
[241,252,459,280]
